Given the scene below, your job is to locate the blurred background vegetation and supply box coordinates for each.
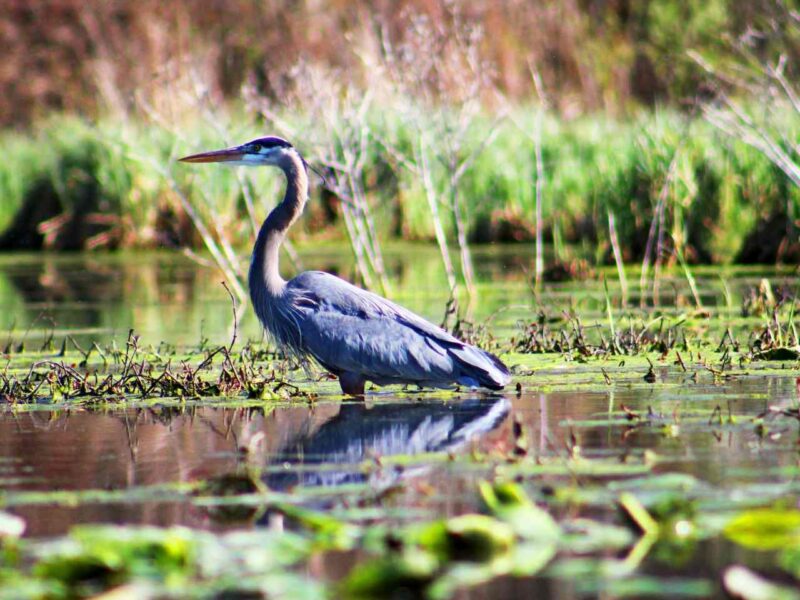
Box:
[1,0,799,285]
[2,0,790,124]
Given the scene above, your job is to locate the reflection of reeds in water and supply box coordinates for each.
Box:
[0,405,341,536]
[0,254,253,346]
[0,251,796,355]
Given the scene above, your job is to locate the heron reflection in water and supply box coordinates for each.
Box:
[180,138,510,395]
[200,397,509,525]
[262,397,510,491]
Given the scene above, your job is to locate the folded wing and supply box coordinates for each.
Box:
[286,272,510,389]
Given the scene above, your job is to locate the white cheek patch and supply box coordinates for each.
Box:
[255,149,284,165]
[229,152,275,167]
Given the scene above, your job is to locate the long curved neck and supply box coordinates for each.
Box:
[249,151,308,299]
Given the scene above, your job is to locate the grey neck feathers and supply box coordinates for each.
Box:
[249,150,309,300]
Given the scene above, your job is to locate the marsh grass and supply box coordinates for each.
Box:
[510,275,800,367]
[0,106,798,316]
[0,329,321,406]
[2,272,800,406]
[0,109,797,264]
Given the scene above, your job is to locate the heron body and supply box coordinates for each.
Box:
[180,136,511,395]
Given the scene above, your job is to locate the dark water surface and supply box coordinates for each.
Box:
[1,249,799,598]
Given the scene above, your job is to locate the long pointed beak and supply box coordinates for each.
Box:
[179,146,245,163]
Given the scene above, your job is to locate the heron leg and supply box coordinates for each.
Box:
[339,372,365,396]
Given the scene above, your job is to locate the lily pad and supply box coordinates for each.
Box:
[725,509,800,551]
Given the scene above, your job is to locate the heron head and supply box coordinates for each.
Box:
[179,136,297,167]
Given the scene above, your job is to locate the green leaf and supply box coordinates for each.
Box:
[419,514,514,563]
[511,542,557,576]
[342,551,438,599]
[33,526,194,592]
[619,493,660,537]
[275,504,360,550]
[478,481,560,541]
[725,509,800,551]
[428,560,513,600]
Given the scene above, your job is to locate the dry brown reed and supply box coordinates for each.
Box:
[0,0,780,128]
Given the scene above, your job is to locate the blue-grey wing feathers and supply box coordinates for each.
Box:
[276,271,510,390]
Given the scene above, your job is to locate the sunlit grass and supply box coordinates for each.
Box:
[0,107,796,265]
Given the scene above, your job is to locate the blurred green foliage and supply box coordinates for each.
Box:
[1,108,796,264]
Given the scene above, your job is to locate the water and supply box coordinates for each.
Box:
[0,248,799,598]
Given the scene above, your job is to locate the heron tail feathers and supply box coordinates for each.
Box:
[450,346,511,390]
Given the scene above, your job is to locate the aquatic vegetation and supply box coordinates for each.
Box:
[723,509,800,598]
[1,525,322,600]
[4,465,796,599]
[723,565,800,600]
[0,482,661,599]
[0,258,799,598]
[725,508,800,552]
[0,330,325,405]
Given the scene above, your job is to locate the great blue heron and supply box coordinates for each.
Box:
[180,136,510,395]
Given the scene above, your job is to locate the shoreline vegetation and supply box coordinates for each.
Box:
[2,1,800,303]
[1,110,797,263]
